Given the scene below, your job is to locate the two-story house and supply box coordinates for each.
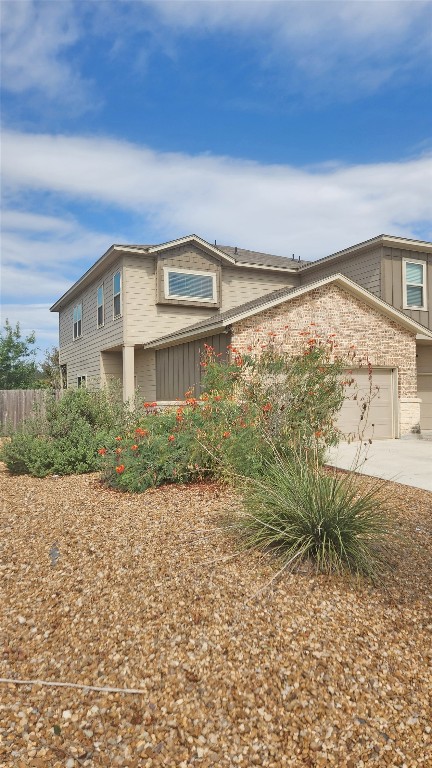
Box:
[50,234,432,438]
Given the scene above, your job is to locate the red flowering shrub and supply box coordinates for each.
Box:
[100,329,360,493]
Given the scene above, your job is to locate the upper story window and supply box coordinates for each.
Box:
[97,285,104,327]
[164,267,216,302]
[113,271,122,318]
[404,260,427,310]
[73,303,82,339]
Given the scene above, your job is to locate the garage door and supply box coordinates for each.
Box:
[418,374,432,430]
[337,368,396,440]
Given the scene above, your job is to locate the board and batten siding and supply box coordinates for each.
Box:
[416,344,432,374]
[381,247,432,331]
[156,333,231,401]
[58,257,124,388]
[300,246,382,296]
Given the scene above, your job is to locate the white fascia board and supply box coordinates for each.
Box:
[113,245,150,255]
[232,261,298,273]
[380,235,432,252]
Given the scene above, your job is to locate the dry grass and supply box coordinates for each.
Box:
[0,464,431,767]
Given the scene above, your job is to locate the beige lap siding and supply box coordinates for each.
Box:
[231,284,419,434]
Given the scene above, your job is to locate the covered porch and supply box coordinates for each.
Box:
[100,346,156,403]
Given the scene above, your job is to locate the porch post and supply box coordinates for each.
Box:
[122,345,135,404]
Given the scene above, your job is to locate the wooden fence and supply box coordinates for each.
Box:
[0,390,62,433]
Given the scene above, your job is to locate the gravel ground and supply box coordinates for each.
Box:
[1,465,431,768]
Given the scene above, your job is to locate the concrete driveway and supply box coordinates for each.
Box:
[326,438,432,491]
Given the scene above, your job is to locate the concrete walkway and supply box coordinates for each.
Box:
[326,438,432,491]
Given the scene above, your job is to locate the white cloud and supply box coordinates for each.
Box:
[1,0,430,110]
[2,128,432,261]
[1,209,77,235]
[0,0,92,109]
[147,0,432,96]
[0,208,126,349]
[1,221,114,271]
[1,263,71,302]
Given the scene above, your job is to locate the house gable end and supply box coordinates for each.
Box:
[156,242,222,308]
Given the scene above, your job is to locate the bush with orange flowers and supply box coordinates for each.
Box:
[99,331,362,493]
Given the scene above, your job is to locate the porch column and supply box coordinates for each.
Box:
[122,345,135,404]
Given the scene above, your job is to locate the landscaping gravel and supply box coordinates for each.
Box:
[1,465,431,767]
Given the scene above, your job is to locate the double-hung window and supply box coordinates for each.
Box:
[404,260,427,309]
[164,267,216,302]
[73,303,82,339]
[113,271,121,318]
[97,285,104,327]
[77,375,86,388]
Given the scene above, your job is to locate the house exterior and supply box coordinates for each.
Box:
[50,233,432,438]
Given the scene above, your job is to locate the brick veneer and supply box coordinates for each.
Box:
[231,284,419,435]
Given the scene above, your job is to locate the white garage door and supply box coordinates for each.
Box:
[418,374,432,430]
[337,368,396,440]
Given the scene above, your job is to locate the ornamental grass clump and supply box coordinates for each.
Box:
[235,449,392,578]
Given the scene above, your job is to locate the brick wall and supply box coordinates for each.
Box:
[231,283,418,410]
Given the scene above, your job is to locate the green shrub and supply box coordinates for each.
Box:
[233,449,392,577]
[46,386,124,435]
[1,388,123,477]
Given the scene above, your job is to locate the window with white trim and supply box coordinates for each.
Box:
[97,285,104,327]
[404,260,426,309]
[73,303,82,339]
[164,267,216,302]
[113,271,121,318]
[77,375,86,388]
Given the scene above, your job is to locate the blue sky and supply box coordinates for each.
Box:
[1,0,432,359]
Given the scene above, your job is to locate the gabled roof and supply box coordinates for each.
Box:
[50,234,303,311]
[218,245,307,269]
[299,234,432,273]
[121,236,308,269]
[144,273,432,349]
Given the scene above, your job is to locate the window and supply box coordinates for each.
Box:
[73,303,82,339]
[164,267,216,302]
[60,364,67,389]
[77,375,86,388]
[97,285,104,327]
[113,271,121,318]
[404,260,426,309]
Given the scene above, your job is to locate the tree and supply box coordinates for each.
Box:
[0,319,38,389]
[39,346,61,388]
